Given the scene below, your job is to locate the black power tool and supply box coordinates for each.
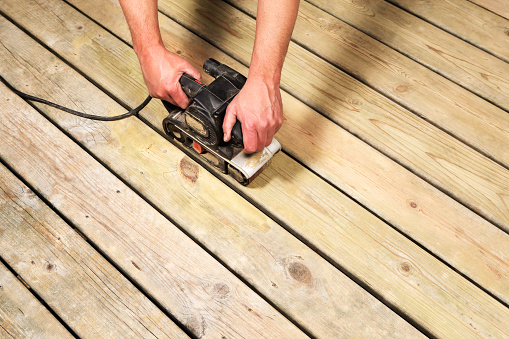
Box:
[0,58,280,185]
[162,58,281,185]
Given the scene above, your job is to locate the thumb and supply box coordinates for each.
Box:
[223,104,238,142]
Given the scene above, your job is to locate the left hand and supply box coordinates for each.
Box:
[222,76,284,153]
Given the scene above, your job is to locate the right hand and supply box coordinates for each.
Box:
[137,45,201,108]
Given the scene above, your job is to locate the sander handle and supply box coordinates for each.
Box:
[179,71,244,147]
[179,73,205,98]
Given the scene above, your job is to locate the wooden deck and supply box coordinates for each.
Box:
[1,0,508,337]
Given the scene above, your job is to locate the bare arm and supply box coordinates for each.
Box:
[223,0,300,153]
[118,0,201,108]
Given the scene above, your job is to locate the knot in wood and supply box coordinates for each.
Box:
[288,262,312,284]
[396,84,409,93]
[45,261,56,272]
[212,282,230,299]
[398,262,413,276]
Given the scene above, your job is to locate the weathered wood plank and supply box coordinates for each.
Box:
[2,3,509,339]
[386,0,509,63]
[469,0,509,20]
[0,16,422,339]
[157,0,509,231]
[0,163,189,338]
[33,0,509,312]
[67,0,509,309]
[305,0,509,111]
[0,261,72,338]
[228,0,509,176]
[292,1,509,166]
[0,84,306,338]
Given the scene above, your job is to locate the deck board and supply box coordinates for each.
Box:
[156,0,509,232]
[306,0,509,111]
[39,0,509,308]
[469,0,509,20]
[386,0,509,63]
[0,262,72,338]
[1,0,508,337]
[0,12,423,339]
[0,78,307,338]
[0,161,189,338]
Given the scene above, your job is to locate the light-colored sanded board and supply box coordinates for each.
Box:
[304,0,509,111]
[63,0,509,309]
[0,82,307,339]
[154,0,509,231]
[2,4,509,339]
[228,0,509,172]
[469,0,509,20]
[0,262,72,338]
[387,0,509,62]
[0,17,423,339]
[0,164,189,338]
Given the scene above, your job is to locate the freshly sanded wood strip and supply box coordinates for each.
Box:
[0,262,72,338]
[0,17,421,339]
[156,0,509,231]
[386,0,509,63]
[469,0,509,19]
[0,81,307,338]
[1,3,509,338]
[0,164,189,338]
[304,0,509,111]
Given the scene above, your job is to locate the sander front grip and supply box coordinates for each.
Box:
[178,59,244,146]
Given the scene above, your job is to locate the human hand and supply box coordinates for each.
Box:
[137,45,201,108]
[222,76,284,153]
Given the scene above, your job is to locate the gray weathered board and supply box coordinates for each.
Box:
[1,0,508,337]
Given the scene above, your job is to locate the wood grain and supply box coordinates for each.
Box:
[0,163,189,338]
[305,0,509,111]
[1,2,509,337]
[469,0,509,19]
[0,262,72,338]
[156,0,509,231]
[0,84,306,338]
[387,0,509,63]
[0,17,420,339]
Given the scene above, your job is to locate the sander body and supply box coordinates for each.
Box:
[162,58,281,185]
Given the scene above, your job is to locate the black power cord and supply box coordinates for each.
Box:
[1,75,151,121]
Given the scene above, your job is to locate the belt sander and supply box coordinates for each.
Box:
[162,58,281,185]
[1,58,281,185]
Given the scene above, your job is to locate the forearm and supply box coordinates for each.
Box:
[118,0,200,107]
[118,0,163,56]
[249,0,300,85]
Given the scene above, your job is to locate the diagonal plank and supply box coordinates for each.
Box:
[469,0,509,20]
[1,3,509,339]
[290,1,509,166]
[5,0,509,318]
[42,1,509,301]
[386,0,509,63]
[305,0,509,111]
[0,19,421,339]
[158,0,509,232]
[0,82,308,338]
[0,164,189,338]
[0,261,72,338]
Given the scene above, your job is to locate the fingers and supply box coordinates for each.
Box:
[138,47,200,109]
[222,104,238,142]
